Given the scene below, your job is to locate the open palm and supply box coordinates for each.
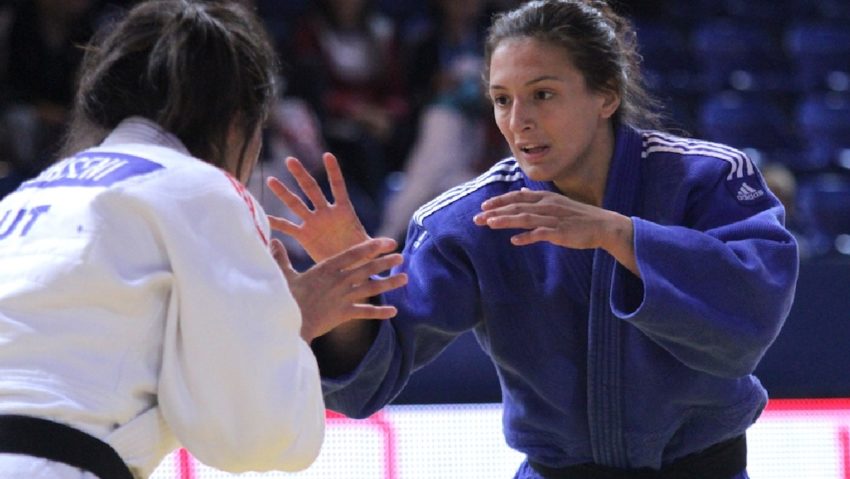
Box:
[267,153,371,263]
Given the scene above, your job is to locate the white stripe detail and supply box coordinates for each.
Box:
[645,145,740,179]
[643,132,754,180]
[645,131,747,158]
[412,159,523,227]
[411,230,429,249]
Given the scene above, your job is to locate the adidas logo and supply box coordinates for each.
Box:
[736,182,764,201]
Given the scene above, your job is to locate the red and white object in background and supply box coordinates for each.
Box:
[150,399,850,479]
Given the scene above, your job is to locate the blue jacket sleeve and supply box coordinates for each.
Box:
[321,224,482,418]
[610,161,799,379]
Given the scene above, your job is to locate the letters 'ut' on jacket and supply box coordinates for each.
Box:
[320,125,799,470]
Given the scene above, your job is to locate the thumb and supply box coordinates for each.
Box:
[270,238,296,281]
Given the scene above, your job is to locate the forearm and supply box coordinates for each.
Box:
[311,319,381,378]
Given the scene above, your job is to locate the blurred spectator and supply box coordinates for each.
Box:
[255,0,310,59]
[761,161,812,259]
[286,0,411,232]
[404,0,488,120]
[0,0,110,189]
[377,0,492,242]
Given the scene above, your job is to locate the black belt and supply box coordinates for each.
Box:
[0,414,133,479]
[530,434,746,479]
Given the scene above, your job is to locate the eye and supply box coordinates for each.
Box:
[534,90,554,101]
[491,94,510,107]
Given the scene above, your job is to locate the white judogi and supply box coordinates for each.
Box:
[0,117,325,478]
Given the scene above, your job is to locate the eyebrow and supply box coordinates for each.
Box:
[489,75,564,91]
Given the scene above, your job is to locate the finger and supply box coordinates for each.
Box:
[323,152,351,205]
[511,225,578,247]
[508,229,550,246]
[343,254,405,285]
[473,204,526,225]
[266,176,312,218]
[324,238,399,271]
[480,189,542,211]
[350,272,408,298]
[481,212,555,230]
[285,156,328,210]
[267,215,302,236]
[270,238,297,280]
[475,200,564,225]
[345,304,399,320]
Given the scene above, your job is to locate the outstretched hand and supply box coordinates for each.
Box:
[473,188,639,276]
[271,237,408,343]
[267,153,370,263]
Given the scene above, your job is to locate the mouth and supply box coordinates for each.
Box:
[518,144,550,159]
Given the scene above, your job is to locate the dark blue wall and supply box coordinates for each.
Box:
[392,256,850,404]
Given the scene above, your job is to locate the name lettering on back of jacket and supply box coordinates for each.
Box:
[21,152,164,189]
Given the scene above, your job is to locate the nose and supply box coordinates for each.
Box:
[508,99,534,133]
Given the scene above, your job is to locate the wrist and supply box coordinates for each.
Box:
[602,213,640,277]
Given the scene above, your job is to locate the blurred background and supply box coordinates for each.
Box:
[0,1,848,475]
[0,0,848,401]
[3,0,850,262]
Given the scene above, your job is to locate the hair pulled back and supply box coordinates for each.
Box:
[484,0,660,129]
[63,0,279,171]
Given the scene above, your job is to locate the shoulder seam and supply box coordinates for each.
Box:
[642,131,755,180]
[412,158,522,227]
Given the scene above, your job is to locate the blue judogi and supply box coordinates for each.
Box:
[320,126,798,474]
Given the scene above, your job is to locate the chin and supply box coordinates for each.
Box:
[517,163,554,182]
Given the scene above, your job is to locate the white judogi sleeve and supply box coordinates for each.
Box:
[123,157,325,472]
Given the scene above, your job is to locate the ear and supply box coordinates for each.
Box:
[598,88,621,120]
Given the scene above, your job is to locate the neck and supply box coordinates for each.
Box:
[553,122,616,206]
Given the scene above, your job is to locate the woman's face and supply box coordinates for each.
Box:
[488,37,619,194]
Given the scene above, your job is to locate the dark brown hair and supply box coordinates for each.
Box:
[484,0,661,129]
[62,0,279,175]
